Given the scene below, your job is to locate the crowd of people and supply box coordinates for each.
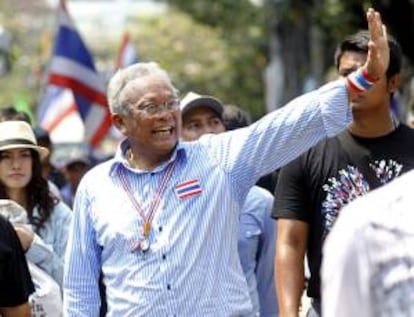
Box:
[1,8,414,317]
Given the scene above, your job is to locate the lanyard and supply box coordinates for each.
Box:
[118,159,177,240]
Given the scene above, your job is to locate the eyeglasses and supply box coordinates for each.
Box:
[133,99,180,115]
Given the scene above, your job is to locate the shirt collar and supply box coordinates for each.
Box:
[109,139,187,177]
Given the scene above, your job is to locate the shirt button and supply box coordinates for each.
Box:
[167,284,171,290]
[162,254,166,260]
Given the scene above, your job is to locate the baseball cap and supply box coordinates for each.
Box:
[180,91,224,117]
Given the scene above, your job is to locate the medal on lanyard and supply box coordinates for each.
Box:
[119,157,177,254]
[140,222,151,253]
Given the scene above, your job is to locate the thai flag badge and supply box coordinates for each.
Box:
[175,179,202,199]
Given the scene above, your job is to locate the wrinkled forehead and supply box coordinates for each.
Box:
[121,74,176,104]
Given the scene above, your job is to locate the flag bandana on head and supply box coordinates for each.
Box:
[46,0,111,147]
[175,179,202,199]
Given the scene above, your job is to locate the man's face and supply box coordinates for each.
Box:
[338,51,393,112]
[112,74,181,159]
[181,106,225,141]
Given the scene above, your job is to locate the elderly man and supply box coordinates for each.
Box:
[64,8,388,316]
[273,20,413,317]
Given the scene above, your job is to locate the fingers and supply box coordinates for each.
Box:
[382,24,388,42]
[367,8,383,40]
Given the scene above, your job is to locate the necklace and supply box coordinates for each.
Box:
[118,158,177,253]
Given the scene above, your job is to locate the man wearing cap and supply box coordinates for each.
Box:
[180,91,226,140]
[180,92,278,316]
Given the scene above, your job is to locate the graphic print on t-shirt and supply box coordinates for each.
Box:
[369,159,403,185]
[322,159,403,237]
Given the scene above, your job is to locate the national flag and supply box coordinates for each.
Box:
[114,32,138,70]
[38,86,77,132]
[46,0,111,147]
[37,86,86,143]
[175,179,202,199]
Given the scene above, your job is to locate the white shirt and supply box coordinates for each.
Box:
[322,170,414,317]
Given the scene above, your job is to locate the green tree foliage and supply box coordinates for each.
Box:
[127,9,232,103]
[2,0,414,121]
[166,0,269,118]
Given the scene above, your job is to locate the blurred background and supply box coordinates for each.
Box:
[1,0,414,159]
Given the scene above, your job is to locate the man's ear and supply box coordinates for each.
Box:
[112,113,127,135]
[387,74,401,94]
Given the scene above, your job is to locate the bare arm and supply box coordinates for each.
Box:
[275,219,309,317]
[0,303,31,317]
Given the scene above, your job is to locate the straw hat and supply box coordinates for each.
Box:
[0,121,49,159]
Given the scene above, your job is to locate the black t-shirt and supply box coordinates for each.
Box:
[272,124,414,299]
[0,215,34,307]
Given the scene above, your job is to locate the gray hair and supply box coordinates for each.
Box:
[107,62,177,115]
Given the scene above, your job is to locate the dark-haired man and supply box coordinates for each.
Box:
[273,30,414,317]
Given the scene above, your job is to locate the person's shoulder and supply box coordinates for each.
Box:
[398,122,414,131]
[179,138,212,161]
[340,170,414,225]
[0,215,19,251]
[83,158,114,179]
[47,200,72,225]
[179,139,201,151]
[244,186,274,217]
[326,170,414,267]
[0,214,13,231]
[281,136,335,168]
[366,169,414,203]
[395,123,414,137]
[249,185,273,201]
[192,134,216,147]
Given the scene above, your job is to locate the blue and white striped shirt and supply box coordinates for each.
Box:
[63,80,350,316]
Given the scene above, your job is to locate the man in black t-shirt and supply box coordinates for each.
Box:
[273,31,414,317]
[0,215,34,316]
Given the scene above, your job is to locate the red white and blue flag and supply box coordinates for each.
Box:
[114,32,138,70]
[175,179,202,199]
[37,86,77,132]
[42,0,111,147]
